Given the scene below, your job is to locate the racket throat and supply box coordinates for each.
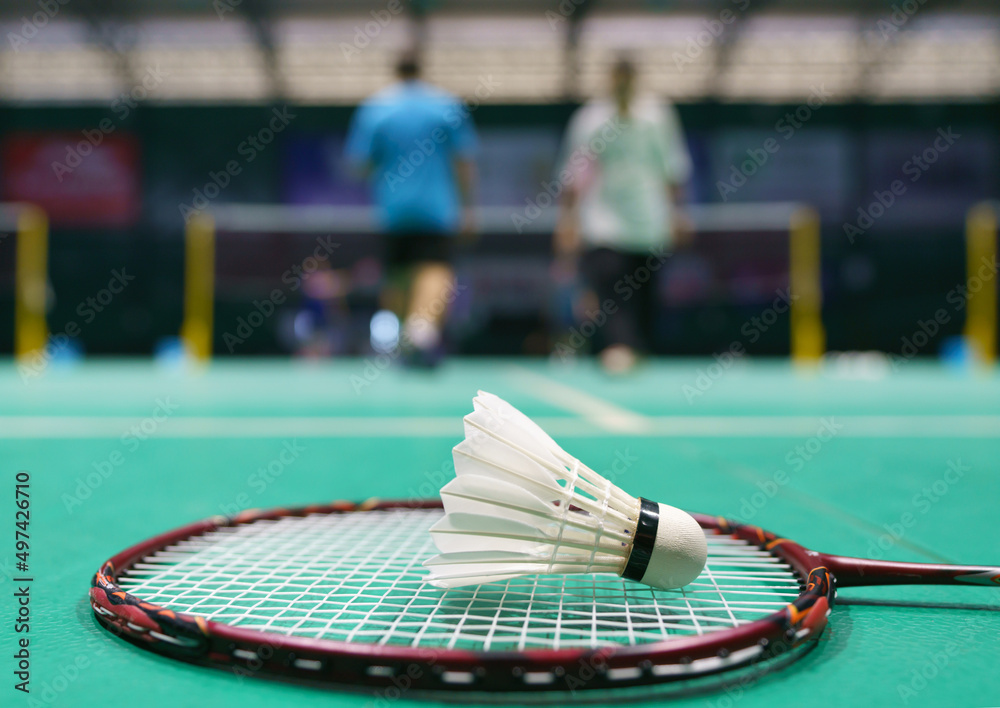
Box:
[826,555,1000,588]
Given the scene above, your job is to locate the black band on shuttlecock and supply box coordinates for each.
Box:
[622,498,659,582]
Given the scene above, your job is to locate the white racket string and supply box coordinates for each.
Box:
[116,509,801,651]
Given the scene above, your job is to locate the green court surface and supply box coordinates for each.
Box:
[1,357,998,708]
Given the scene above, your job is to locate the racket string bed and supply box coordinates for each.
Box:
[365,531,447,647]
[171,516,352,632]
[117,508,799,651]
[216,517,338,633]
[96,504,998,693]
[330,515,426,643]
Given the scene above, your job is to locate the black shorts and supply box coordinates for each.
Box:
[383,233,455,268]
[580,247,661,352]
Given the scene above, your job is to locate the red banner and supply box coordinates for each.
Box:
[2,132,141,228]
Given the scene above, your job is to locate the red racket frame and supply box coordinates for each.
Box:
[90,500,999,693]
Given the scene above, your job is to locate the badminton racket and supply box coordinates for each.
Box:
[90,500,998,695]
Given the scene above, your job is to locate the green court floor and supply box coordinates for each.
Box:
[1,357,997,707]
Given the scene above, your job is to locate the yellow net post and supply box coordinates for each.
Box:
[964,203,997,366]
[14,205,49,362]
[789,206,824,364]
[180,214,215,362]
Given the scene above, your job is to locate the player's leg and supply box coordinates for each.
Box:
[600,249,645,373]
[400,235,456,365]
[404,260,454,351]
[581,247,634,372]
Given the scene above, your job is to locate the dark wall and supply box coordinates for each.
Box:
[0,100,997,357]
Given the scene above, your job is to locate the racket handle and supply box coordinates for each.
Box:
[825,555,1000,588]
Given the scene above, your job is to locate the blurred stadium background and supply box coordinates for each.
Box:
[1,0,998,364]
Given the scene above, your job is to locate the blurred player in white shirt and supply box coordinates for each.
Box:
[555,56,692,373]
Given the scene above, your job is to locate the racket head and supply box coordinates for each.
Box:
[90,500,833,694]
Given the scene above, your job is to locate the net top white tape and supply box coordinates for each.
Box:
[116,509,800,651]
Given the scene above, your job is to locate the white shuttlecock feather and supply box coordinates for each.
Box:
[423,392,708,590]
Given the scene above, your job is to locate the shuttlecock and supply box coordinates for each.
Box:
[423,392,707,590]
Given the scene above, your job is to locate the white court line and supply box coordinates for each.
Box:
[1,415,999,439]
[507,366,652,433]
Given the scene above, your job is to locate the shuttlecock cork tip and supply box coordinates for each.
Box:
[624,501,708,590]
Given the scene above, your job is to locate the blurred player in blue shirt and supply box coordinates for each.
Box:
[345,53,478,366]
